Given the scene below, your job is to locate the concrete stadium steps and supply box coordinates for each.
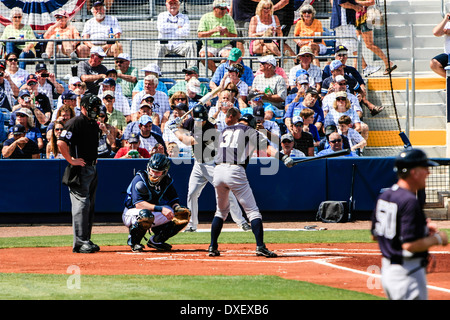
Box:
[363,75,447,157]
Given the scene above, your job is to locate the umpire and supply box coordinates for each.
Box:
[371,148,448,299]
[57,94,102,253]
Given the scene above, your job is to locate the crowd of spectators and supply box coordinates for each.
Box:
[1,0,394,159]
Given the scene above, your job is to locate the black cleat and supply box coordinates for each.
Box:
[256,245,277,258]
[208,246,220,257]
[147,236,172,251]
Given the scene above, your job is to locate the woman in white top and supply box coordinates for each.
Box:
[5,52,28,90]
[249,0,295,56]
[324,91,362,134]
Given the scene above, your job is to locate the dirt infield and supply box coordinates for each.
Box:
[1,221,450,300]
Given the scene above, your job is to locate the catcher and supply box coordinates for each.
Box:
[122,153,191,252]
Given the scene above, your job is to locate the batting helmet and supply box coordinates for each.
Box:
[394,148,439,173]
[239,113,256,129]
[147,153,171,185]
[192,104,208,121]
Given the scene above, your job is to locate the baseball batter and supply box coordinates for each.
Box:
[209,113,294,257]
[169,105,251,232]
[371,148,448,300]
[122,153,190,252]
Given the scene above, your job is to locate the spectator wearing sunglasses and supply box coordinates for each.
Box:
[101,90,126,138]
[291,115,314,156]
[324,91,362,135]
[46,120,66,159]
[31,63,64,103]
[316,132,357,157]
[4,52,29,90]
[0,61,17,111]
[114,53,137,99]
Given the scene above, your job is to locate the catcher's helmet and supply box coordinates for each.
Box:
[192,104,208,121]
[81,94,102,119]
[394,148,439,173]
[147,153,171,185]
[239,113,256,129]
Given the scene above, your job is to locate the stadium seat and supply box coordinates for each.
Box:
[159,78,176,91]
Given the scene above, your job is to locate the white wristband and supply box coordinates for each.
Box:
[434,233,443,245]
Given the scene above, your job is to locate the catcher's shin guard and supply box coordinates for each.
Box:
[128,209,155,246]
[151,220,188,244]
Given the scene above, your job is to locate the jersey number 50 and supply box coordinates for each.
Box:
[374,199,398,240]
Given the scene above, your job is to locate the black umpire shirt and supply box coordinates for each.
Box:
[58,114,100,164]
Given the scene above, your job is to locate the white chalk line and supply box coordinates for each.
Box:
[117,247,450,294]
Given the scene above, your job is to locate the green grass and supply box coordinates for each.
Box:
[0,273,382,300]
[0,229,399,301]
[0,229,374,249]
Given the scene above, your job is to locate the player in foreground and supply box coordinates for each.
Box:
[122,153,191,252]
[209,113,294,258]
[371,148,448,300]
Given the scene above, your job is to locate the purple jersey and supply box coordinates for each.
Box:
[215,123,268,168]
[371,184,429,263]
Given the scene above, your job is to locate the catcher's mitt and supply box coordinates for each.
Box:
[172,205,191,225]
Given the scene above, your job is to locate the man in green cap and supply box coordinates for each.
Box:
[197,0,237,72]
[167,66,209,98]
[209,47,254,91]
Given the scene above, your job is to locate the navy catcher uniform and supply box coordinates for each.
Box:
[371,148,448,300]
[122,153,189,252]
[169,105,250,232]
[209,114,293,257]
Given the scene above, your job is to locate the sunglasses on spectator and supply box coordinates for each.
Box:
[337,54,347,57]
[12,16,22,19]
[115,60,126,64]
[104,97,115,101]
[72,83,82,87]
[302,10,312,14]
[329,139,342,143]
[28,81,37,86]
[174,97,186,101]
[336,97,347,101]
[7,58,18,62]
[54,128,64,132]
[98,114,106,118]
[215,6,227,10]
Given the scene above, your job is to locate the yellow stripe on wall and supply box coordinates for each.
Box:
[367,130,446,147]
[367,78,446,91]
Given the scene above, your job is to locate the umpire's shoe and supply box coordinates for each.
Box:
[208,245,220,257]
[130,243,145,252]
[73,243,98,253]
[256,245,277,258]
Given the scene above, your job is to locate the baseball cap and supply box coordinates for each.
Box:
[295,69,308,78]
[139,115,153,125]
[90,46,106,57]
[325,125,337,136]
[16,107,33,118]
[26,74,38,84]
[335,45,348,54]
[394,148,439,172]
[12,124,26,135]
[140,94,154,106]
[297,46,315,57]
[335,91,347,99]
[296,74,309,84]
[93,0,105,7]
[18,89,31,98]
[227,48,242,62]
[306,87,318,96]
[61,90,77,100]
[212,0,229,8]
[101,78,116,86]
[128,133,140,144]
[141,63,161,76]
[173,102,188,112]
[182,66,199,74]
[335,75,346,83]
[252,105,265,121]
[330,60,343,71]
[258,55,277,67]
[281,133,294,143]
[69,76,82,85]
[116,53,131,61]
[54,9,69,18]
[247,90,263,102]
[102,90,115,99]
[292,116,303,125]
[35,63,47,72]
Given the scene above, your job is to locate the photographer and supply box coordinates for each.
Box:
[33,63,64,102]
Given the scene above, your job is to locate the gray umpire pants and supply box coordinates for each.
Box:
[69,165,98,250]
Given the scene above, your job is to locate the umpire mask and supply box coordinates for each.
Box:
[81,94,103,120]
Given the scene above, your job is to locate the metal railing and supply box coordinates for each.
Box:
[2,33,359,79]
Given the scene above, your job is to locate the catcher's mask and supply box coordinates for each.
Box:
[147,153,171,186]
[81,94,102,120]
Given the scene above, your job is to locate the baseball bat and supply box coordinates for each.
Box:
[292,148,351,166]
[179,86,223,123]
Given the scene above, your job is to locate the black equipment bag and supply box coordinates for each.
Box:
[316,201,348,223]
